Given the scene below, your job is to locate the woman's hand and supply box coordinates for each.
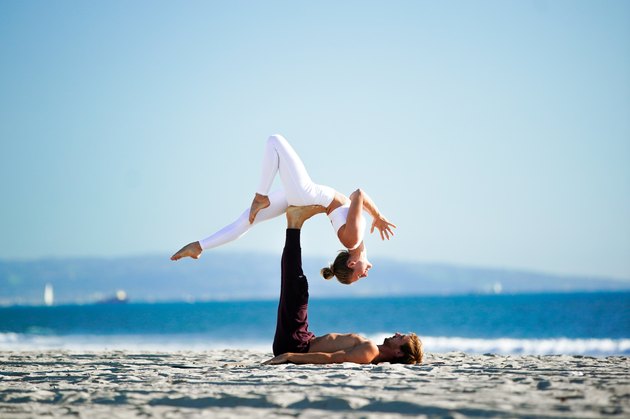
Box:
[263,353,291,365]
[371,215,396,240]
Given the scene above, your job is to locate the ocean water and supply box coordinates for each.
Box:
[1,292,628,356]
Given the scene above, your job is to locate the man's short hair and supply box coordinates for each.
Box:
[395,333,423,364]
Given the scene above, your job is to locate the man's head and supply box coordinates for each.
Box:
[382,332,423,364]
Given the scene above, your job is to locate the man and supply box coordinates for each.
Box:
[264,206,423,365]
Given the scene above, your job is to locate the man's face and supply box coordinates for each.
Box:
[383,332,410,349]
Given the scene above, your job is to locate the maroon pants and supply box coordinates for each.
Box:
[272,229,315,356]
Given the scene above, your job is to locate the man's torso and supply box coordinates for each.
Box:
[309,333,373,353]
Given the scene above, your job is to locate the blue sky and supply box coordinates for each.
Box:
[1,1,629,279]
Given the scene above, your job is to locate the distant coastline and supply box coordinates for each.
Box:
[1,253,629,306]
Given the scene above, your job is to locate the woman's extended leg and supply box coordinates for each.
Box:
[171,190,288,260]
[249,135,334,223]
[199,190,288,250]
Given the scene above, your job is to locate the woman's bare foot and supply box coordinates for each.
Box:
[170,241,203,261]
[249,193,270,224]
[286,205,326,229]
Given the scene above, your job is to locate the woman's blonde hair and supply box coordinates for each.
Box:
[320,251,353,284]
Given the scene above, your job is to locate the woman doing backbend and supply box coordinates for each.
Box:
[170,134,396,284]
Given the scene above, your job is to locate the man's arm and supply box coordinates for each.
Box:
[263,342,379,365]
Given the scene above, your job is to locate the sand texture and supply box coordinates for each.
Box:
[0,350,628,418]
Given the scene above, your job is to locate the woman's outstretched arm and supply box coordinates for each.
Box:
[347,189,396,241]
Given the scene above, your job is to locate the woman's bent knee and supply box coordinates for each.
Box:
[267,134,287,147]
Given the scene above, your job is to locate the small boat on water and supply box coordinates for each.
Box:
[44,283,54,306]
[97,290,129,304]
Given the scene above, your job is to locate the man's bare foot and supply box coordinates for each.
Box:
[170,241,203,261]
[249,193,270,224]
[286,205,326,229]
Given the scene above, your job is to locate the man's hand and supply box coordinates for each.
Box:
[263,353,291,365]
[371,216,396,240]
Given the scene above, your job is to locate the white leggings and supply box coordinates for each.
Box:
[199,135,335,250]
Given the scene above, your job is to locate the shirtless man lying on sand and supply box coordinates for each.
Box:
[263,206,423,365]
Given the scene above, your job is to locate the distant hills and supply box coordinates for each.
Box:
[1,252,629,306]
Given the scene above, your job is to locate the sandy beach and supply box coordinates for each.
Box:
[0,350,630,418]
[0,350,627,418]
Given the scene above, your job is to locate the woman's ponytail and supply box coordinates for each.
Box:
[321,251,353,284]
[320,266,335,280]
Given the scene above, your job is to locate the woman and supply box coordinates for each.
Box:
[170,134,396,284]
